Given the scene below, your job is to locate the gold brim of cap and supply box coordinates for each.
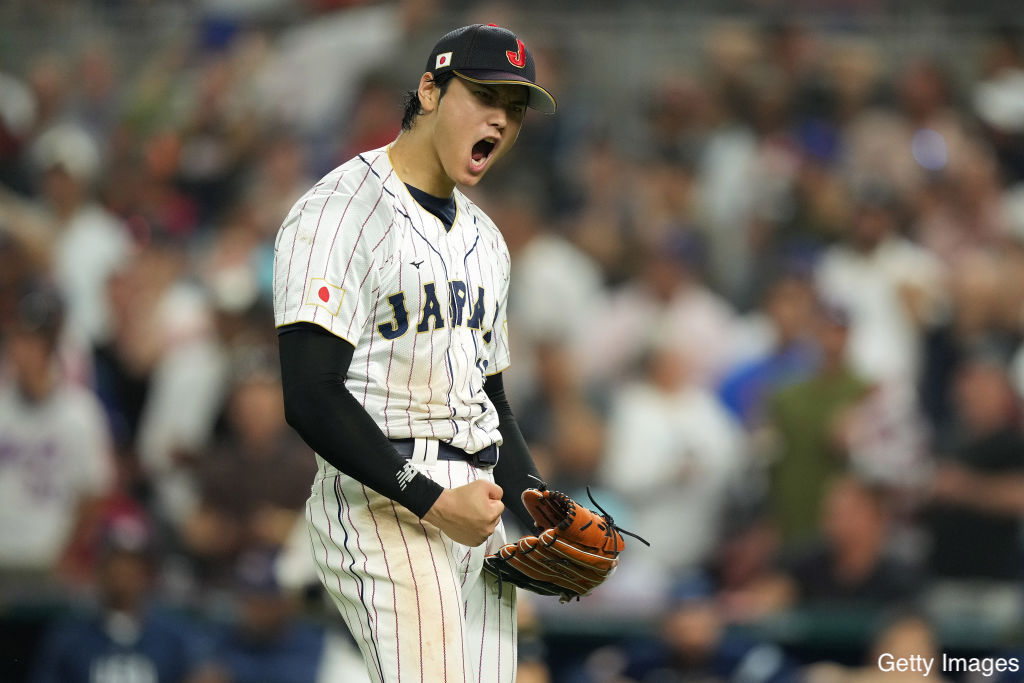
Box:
[453,70,557,114]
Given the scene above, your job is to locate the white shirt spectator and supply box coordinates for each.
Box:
[510,231,605,346]
[32,124,134,348]
[816,235,945,387]
[600,370,746,575]
[0,382,114,569]
[53,203,133,346]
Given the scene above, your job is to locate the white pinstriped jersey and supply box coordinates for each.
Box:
[273,146,511,454]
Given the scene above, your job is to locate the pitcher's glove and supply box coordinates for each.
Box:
[483,484,648,603]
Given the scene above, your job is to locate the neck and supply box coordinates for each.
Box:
[55,201,78,222]
[819,354,846,376]
[389,128,454,198]
[834,535,883,583]
[19,369,57,402]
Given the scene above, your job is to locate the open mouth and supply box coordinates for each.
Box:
[471,138,497,168]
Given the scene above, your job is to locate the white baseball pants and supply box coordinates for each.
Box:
[306,446,517,683]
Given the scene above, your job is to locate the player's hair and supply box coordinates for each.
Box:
[401,71,456,131]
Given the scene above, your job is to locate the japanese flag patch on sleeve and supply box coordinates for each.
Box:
[306,278,345,317]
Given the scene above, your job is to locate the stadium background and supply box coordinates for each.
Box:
[3,0,1024,680]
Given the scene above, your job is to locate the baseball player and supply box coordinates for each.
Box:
[273,24,555,683]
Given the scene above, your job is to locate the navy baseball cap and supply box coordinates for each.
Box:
[426,24,557,114]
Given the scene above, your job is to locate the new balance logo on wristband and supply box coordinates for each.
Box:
[396,462,418,491]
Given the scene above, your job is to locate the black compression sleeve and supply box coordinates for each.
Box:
[484,373,542,531]
[278,323,443,517]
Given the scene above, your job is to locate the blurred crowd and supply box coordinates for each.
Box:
[3,0,1024,681]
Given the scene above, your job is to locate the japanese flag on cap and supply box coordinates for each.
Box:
[425,24,556,114]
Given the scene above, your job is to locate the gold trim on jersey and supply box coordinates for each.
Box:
[273,319,359,349]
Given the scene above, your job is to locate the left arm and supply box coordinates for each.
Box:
[484,372,542,531]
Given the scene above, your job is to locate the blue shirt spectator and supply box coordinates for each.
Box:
[30,607,208,683]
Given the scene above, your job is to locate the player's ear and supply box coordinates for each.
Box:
[418,73,441,113]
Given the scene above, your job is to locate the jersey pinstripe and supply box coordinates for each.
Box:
[306,455,517,683]
[273,146,511,454]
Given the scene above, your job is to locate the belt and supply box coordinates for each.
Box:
[390,438,498,467]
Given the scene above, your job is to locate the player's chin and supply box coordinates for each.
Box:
[457,162,491,186]
[460,171,487,187]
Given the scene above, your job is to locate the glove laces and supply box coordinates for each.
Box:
[584,486,650,553]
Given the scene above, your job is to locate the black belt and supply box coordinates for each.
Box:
[390,438,498,467]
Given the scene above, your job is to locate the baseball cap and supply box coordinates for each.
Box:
[31,123,101,183]
[426,24,556,114]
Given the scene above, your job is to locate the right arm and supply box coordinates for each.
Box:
[930,464,1024,517]
[278,323,502,545]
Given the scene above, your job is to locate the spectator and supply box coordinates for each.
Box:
[66,40,122,147]
[514,340,609,497]
[803,609,951,682]
[499,184,604,363]
[815,181,946,391]
[29,514,211,683]
[0,281,115,590]
[709,511,792,623]
[198,549,353,683]
[923,351,1024,634]
[919,251,1009,442]
[30,123,134,350]
[600,336,747,580]
[562,135,639,286]
[763,303,873,546]
[774,475,920,609]
[973,26,1024,184]
[0,66,37,194]
[93,238,221,526]
[911,140,1012,267]
[718,270,818,430]
[181,348,314,590]
[23,52,70,139]
[617,573,798,683]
